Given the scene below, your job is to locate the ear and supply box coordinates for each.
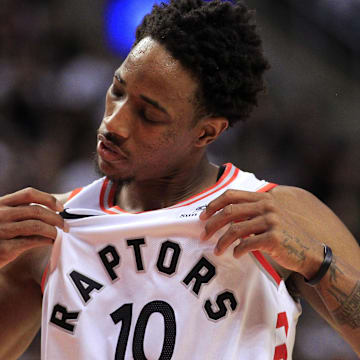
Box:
[196,117,229,147]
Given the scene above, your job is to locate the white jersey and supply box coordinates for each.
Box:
[42,163,301,360]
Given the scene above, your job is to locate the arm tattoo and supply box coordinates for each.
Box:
[327,285,348,304]
[281,230,310,263]
[329,281,360,329]
[329,255,344,284]
[326,257,360,329]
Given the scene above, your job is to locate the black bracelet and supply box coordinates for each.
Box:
[304,244,333,286]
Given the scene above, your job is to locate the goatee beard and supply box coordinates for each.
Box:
[93,152,105,177]
[93,152,134,185]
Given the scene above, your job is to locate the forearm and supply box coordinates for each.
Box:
[314,254,360,352]
[293,251,360,355]
[0,266,42,359]
[0,189,64,358]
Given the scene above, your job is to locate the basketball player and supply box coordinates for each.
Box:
[0,1,359,359]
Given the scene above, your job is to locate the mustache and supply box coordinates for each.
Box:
[97,130,125,149]
[97,130,130,158]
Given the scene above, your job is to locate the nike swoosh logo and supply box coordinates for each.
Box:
[59,209,97,219]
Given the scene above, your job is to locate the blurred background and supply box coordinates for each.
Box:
[0,0,359,359]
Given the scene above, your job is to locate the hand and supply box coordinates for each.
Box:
[0,188,64,269]
[199,189,323,278]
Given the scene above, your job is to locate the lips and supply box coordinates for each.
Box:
[97,134,128,162]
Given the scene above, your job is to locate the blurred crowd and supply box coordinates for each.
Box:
[0,0,359,359]
[0,0,113,195]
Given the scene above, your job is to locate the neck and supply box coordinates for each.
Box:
[115,156,219,212]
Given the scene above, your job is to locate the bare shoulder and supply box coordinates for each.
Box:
[270,185,356,233]
[270,185,328,211]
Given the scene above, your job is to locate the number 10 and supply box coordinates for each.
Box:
[110,300,176,359]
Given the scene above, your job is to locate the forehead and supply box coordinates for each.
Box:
[117,37,198,107]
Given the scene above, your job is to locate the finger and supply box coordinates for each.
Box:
[233,233,270,258]
[200,189,266,220]
[0,220,58,240]
[201,202,264,241]
[0,188,63,212]
[214,217,268,255]
[1,205,64,229]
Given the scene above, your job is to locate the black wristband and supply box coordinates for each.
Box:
[304,244,333,286]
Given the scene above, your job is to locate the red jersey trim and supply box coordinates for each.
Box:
[67,187,83,202]
[172,167,239,208]
[171,163,233,208]
[41,263,49,294]
[99,178,117,214]
[251,182,281,286]
[100,163,237,214]
[251,250,281,286]
[257,182,277,193]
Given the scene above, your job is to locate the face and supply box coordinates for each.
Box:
[97,37,203,182]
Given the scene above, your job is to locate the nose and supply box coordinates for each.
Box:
[103,101,131,139]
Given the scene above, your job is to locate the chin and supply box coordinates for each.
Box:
[94,154,134,183]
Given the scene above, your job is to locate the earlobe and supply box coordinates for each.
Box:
[196,117,229,147]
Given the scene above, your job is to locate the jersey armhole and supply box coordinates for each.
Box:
[251,182,282,286]
[41,262,49,294]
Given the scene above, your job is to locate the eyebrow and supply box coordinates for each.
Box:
[114,73,170,116]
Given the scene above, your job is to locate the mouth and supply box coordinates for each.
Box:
[97,134,128,162]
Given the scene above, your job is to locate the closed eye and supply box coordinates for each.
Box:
[139,109,158,124]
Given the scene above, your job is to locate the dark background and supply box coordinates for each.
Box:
[0,0,359,358]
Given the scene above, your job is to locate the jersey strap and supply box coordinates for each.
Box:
[256,182,277,193]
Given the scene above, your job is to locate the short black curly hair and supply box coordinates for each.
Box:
[134,0,270,126]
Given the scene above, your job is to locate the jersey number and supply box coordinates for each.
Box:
[111,301,176,360]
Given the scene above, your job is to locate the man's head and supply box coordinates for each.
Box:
[134,0,270,126]
[97,0,269,182]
